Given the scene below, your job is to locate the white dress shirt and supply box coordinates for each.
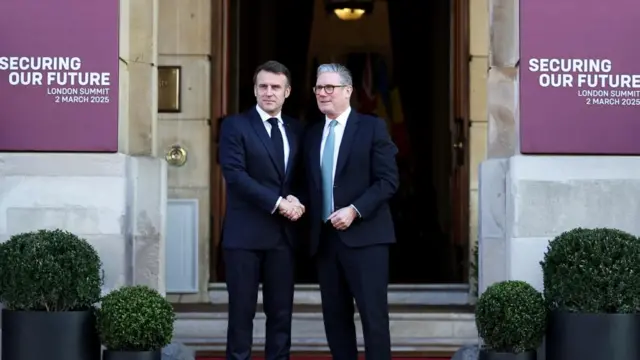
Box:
[255,105,290,213]
[319,107,360,217]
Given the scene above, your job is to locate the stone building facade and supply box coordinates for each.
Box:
[0,0,528,355]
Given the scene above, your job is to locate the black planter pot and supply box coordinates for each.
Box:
[103,350,162,360]
[1,308,100,360]
[546,311,640,360]
[479,349,536,360]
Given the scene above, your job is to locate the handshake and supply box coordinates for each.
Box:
[278,195,305,221]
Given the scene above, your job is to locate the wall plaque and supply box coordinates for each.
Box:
[158,66,181,113]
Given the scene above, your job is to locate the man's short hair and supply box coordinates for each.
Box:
[253,60,292,86]
[317,63,353,86]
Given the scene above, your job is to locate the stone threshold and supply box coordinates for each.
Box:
[173,284,478,353]
[173,311,478,353]
[208,283,474,306]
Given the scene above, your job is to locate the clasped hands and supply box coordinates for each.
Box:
[277,195,357,230]
[278,195,305,221]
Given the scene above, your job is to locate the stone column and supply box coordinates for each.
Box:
[477,0,519,294]
[468,0,489,298]
[119,0,159,157]
[118,0,167,293]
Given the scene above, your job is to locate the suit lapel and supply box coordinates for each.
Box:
[335,111,360,178]
[248,109,284,179]
[283,117,297,180]
[309,123,323,190]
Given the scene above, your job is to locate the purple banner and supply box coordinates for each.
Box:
[520,0,640,154]
[0,0,118,152]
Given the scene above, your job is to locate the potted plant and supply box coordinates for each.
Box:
[475,280,546,360]
[0,229,103,360]
[541,227,640,360]
[97,285,175,360]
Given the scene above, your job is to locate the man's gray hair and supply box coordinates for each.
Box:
[317,63,353,86]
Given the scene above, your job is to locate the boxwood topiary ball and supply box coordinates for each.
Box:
[475,280,546,353]
[540,227,640,313]
[97,285,175,351]
[0,229,103,311]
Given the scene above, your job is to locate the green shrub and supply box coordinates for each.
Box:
[475,280,546,353]
[97,285,175,351]
[540,227,640,313]
[0,229,103,311]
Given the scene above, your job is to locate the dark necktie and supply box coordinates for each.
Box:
[268,117,285,174]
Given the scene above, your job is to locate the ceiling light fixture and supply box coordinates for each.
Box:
[334,8,366,21]
[325,0,374,21]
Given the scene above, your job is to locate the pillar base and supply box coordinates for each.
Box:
[479,155,640,292]
[0,153,167,294]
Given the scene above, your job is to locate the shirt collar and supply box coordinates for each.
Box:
[256,104,282,124]
[325,107,351,127]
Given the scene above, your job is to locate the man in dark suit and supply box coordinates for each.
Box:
[219,60,305,360]
[295,63,399,360]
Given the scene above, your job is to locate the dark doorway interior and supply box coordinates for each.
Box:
[221,0,466,284]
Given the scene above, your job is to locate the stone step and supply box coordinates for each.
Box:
[174,310,478,353]
[209,283,474,306]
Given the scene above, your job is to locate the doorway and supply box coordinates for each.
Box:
[211,0,470,285]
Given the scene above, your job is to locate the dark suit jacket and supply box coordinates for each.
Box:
[303,110,399,255]
[219,107,303,250]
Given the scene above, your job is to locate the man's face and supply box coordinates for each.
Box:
[254,70,290,116]
[315,72,352,118]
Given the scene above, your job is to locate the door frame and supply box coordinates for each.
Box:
[209,0,230,282]
[209,0,472,290]
[450,0,471,284]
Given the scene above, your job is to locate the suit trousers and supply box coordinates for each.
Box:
[316,223,391,360]
[224,238,295,360]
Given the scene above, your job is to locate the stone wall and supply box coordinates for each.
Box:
[122,0,215,302]
[157,0,214,303]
